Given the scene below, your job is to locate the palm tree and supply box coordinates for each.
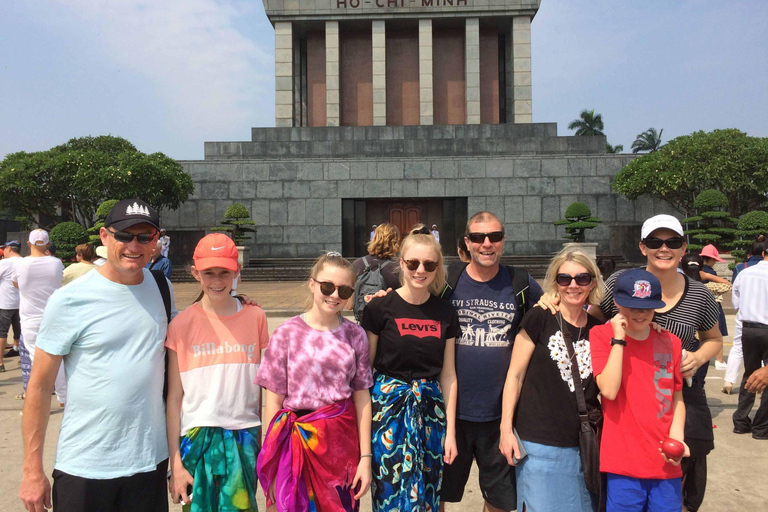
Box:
[606,143,624,153]
[568,109,605,136]
[631,128,664,153]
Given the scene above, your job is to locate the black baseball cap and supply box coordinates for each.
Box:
[104,198,161,231]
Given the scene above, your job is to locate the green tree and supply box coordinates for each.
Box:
[631,127,664,153]
[50,221,89,263]
[554,202,602,243]
[606,143,624,153]
[568,109,605,136]
[731,211,768,261]
[682,189,737,252]
[0,136,194,229]
[87,199,118,246]
[211,203,257,246]
[612,129,768,219]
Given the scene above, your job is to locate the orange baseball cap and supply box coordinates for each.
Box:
[193,233,239,271]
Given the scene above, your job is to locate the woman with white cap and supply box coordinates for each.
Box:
[538,214,723,512]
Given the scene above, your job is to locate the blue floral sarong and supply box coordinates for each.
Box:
[179,426,261,512]
[371,372,446,512]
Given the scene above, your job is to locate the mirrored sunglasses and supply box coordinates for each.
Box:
[312,278,354,300]
[108,229,157,244]
[467,231,505,244]
[402,258,438,272]
[556,273,593,286]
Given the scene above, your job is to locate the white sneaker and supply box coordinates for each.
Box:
[715,360,728,371]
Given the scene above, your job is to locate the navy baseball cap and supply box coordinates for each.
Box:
[614,269,666,310]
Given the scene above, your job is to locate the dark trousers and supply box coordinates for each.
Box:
[733,325,768,436]
[52,460,168,512]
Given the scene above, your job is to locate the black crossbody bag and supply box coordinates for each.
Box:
[562,324,603,497]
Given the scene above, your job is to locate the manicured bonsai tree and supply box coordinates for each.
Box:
[88,199,118,246]
[730,210,768,263]
[211,203,256,246]
[50,221,89,263]
[554,202,602,243]
[682,189,737,252]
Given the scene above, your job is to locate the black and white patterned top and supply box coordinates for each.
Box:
[599,269,720,352]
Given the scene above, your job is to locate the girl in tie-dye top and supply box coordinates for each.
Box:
[255,253,374,512]
[165,233,269,512]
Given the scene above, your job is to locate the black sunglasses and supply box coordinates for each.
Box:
[556,273,594,286]
[402,258,439,272]
[466,231,505,244]
[642,237,685,250]
[108,229,157,244]
[312,278,354,300]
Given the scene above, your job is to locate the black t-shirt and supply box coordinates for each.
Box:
[362,291,461,382]
[352,255,401,292]
[514,307,601,447]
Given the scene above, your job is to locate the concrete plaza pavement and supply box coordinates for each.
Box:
[0,282,764,511]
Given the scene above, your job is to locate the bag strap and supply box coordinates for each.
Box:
[150,270,171,323]
[561,314,588,419]
[363,255,371,270]
[441,261,469,299]
[507,265,531,313]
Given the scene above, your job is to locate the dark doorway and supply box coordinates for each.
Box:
[165,230,206,268]
[342,198,467,257]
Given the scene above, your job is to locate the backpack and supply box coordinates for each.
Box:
[353,256,392,323]
[440,261,532,313]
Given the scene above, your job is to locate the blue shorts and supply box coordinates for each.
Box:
[606,473,682,512]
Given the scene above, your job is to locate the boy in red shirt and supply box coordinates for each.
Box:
[591,269,689,511]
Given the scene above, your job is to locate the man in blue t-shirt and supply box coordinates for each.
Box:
[440,211,543,512]
[20,198,178,512]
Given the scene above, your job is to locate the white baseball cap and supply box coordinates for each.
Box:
[29,229,49,246]
[641,215,684,240]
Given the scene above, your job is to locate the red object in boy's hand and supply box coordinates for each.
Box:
[661,438,685,460]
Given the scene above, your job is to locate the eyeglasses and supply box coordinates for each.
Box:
[311,278,354,300]
[107,229,157,244]
[642,237,685,250]
[466,231,505,244]
[402,258,439,272]
[555,273,594,286]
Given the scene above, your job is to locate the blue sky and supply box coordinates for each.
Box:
[2,0,766,160]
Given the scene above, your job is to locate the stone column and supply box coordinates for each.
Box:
[465,18,481,124]
[419,19,433,126]
[512,16,532,123]
[275,22,294,127]
[372,20,387,126]
[326,21,340,127]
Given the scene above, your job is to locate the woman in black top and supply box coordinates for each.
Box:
[362,232,459,512]
[500,248,604,512]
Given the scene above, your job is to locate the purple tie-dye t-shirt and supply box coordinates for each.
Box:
[255,315,373,411]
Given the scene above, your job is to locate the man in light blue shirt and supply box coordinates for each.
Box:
[20,198,177,512]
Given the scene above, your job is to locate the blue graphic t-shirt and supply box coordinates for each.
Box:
[451,267,543,421]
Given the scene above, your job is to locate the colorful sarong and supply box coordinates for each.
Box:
[257,398,360,512]
[179,426,261,512]
[371,372,446,512]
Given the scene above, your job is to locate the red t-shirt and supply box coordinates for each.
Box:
[590,323,684,479]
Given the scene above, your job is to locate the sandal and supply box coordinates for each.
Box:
[15,392,25,400]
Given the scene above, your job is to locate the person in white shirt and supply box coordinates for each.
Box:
[13,229,64,402]
[731,235,768,440]
[0,240,22,371]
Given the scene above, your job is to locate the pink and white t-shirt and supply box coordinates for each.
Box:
[166,302,269,435]
[255,315,373,412]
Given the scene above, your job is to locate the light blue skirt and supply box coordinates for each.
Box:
[515,439,596,512]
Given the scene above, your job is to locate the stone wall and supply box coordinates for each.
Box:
[162,152,678,260]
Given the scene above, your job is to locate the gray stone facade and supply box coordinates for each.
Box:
[162,123,677,260]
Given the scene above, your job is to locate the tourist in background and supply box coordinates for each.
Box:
[351,223,401,321]
[166,233,268,511]
[456,235,470,263]
[0,240,22,371]
[730,237,768,440]
[146,238,172,279]
[363,232,458,511]
[61,244,97,286]
[500,248,603,512]
[256,253,373,512]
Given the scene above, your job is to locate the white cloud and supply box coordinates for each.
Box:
[53,0,274,146]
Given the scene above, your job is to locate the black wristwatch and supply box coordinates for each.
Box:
[611,338,627,347]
